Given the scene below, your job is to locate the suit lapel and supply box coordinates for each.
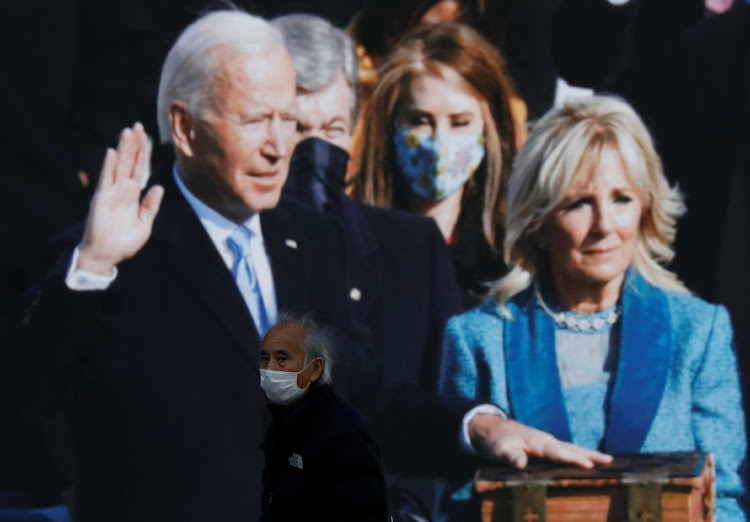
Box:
[504,292,573,442]
[151,171,260,363]
[602,271,671,453]
[260,204,308,314]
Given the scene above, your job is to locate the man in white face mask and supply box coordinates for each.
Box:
[260,319,324,405]
[258,314,389,521]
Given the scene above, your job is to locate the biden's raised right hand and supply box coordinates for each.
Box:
[77,123,165,275]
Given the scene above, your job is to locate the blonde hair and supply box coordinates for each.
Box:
[494,95,688,316]
[350,22,517,249]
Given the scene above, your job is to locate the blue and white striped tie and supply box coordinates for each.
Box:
[227,226,271,336]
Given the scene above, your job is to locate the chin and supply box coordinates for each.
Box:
[579,268,628,287]
[244,191,283,213]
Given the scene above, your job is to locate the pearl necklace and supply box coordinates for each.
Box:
[534,281,621,332]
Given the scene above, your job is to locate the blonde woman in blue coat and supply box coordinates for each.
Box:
[438,95,748,520]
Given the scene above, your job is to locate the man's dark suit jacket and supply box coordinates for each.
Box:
[335,195,477,510]
[14,167,355,522]
[260,383,388,522]
[338,196,462,392]
[283,138,474,483]
[283,139,472,519]
[284,137,462,397]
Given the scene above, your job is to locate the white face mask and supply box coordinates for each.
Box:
[259,361,314,406]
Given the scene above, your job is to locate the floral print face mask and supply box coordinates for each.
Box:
[393,128,485,201]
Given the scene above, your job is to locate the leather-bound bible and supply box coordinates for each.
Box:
[475,451,714,521]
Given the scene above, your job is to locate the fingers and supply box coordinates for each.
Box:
[486,419,614,471]
[131,124,153,188]
[542,441,596,469]
[139,185,165,224]
[489,435,526,469]
[98,148,117,189]
[95,123,153,193]
[113,128,137,183]
[473,413,613,471]
[111,122,151,185]
[584,448,614,466]
[533,438,613,470]
[505,449,529,469]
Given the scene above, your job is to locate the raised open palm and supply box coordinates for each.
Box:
[77,123,165,275]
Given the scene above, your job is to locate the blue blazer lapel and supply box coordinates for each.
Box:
[603,271,672,453]
[505,292,573,442]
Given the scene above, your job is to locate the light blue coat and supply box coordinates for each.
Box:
[438,271,748,520]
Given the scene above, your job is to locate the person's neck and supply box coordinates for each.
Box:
[550,271,624,314]
[176,159,253,224]
[410,188,464,241]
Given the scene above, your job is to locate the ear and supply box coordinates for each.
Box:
[308,357,324,383]
[169,101,196,158]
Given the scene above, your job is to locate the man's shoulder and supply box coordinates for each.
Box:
[263,198,343,238]
[340,198,446,262]
[345,198,439,235]
[312,386,374,438]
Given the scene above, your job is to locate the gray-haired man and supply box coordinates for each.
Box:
[259,314,388,521]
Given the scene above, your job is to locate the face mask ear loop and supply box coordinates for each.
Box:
[298,359,314,376]
[298,356,323,386]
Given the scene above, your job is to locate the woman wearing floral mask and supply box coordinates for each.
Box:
[350,22,520,308]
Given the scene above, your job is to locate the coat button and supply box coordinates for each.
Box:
[349,287,362,302]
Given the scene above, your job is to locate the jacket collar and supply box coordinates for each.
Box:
[258,202,309,316]
[602,270,673,452]
[503,269,672,452]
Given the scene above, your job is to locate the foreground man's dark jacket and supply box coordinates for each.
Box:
[260,383,388,521]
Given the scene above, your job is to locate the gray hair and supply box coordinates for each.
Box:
[273,312,335,385]
[271,14,360,126]
[156,10,285,144]
[493,95,688,316]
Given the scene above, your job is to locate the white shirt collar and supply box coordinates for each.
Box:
[172,164,265,268]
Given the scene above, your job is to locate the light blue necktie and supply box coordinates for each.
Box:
[227,226,271,336]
